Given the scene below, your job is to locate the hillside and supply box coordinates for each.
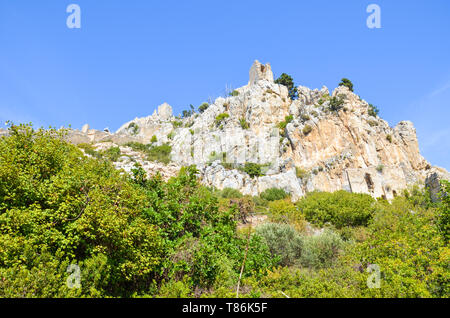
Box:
[63,61,449,200]
[0,63,449,298]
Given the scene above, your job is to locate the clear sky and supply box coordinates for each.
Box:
[0,0,449,169]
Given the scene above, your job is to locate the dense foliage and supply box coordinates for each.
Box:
[0,124,274,297]
[297,191,376,228]
[0,124,448,298]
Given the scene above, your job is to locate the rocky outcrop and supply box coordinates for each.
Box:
[65,61,448,200]
[248,60,274,85]
[425,167,450,202]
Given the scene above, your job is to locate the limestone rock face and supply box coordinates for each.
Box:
[65,61,448,200]
[425,167,450,202]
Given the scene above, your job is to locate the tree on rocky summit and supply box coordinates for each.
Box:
[275,73,298,100]
[339,78,354,92]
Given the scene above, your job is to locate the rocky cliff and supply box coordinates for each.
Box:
[63,60,449,200]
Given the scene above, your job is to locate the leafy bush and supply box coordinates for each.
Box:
[367,119,378,127]
[297,191,376,228]
[268,199,306,232]
[218,188,243,199]
[368,104,380,117]
[261,188,289,201]
[300,230,346,269]
[243,266,362,298]
[278,115,294,132]
[103,146,121,162]
[345,196,449,297]
[151,135,158,143]
[301,114,311,121]
[329,96,345,112]
[386,134,392,143]
[198,103,209,113]
[256,223,303,266]
[295,167,309,179]
[239,118,250,130]
[215,113,230,126]
[302,125,313,136]
[242,162,265,178]
[229,90,239,97]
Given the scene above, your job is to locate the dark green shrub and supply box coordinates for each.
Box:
[297,191,376,228]
[367,120,378,127]
[301,114,311,121]
[329,96,345,112]
[242,162,265,178]
[275,73,298,100]
[338,78,354,92]
[219,188,243,199]
[386,134,393,143]
[260,188,289,201]
[239,118,250,130]
[296,167,309,179]
[215,113,230,126]
[256,223,303,266]
[268,199,306,232]
[302,125,313,136]
[368,104,379,117]
[198,103,209,113]
[300,230,345,269]
[278,115,294,134]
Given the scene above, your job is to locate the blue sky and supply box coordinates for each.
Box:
[0,0,449,169]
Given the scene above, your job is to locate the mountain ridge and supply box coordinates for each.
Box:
[20,60,449,200]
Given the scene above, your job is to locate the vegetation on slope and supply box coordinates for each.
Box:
[0,124,448,298]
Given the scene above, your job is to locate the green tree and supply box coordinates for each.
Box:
[275,73,298,100]
[329,96,345,112]
[339,78,354,92]
[198,103,210,113]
